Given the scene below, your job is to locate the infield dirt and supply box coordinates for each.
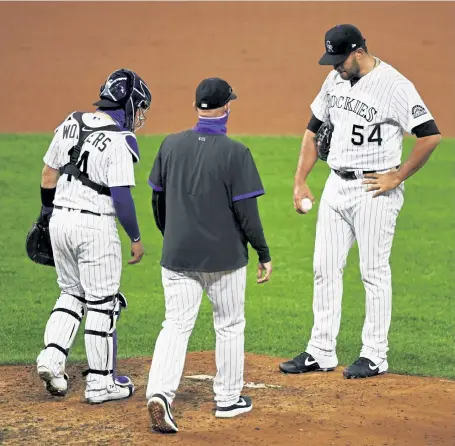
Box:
[1,353,454,445]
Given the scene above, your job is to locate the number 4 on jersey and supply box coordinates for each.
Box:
[351,124,383,146]
[66,148,90,182]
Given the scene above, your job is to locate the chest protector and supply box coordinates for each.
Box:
[59,112,121,196]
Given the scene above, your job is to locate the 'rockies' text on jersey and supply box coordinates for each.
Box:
[44,112,139,214]
[311,60,434,170]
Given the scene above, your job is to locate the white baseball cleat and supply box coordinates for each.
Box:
[147,393,178,433]
[37,365,69,397]
[86,382,134,404]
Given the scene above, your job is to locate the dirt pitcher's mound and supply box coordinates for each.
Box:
[1,352,453,445]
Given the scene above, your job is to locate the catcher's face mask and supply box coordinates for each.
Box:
[133,99,150,131]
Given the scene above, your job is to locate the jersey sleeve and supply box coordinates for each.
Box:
[106,139,136,187]
[310,71,335,122]
[391,82,434,134]
[230,148,264,202]
[43,127,63,169]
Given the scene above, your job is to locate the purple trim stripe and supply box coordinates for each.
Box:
[125,135,140,162]
[232,189,265,202]
[148,179,163,192]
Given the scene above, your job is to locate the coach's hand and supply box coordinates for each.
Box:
[257,261,272,284]
[129,240,144,264]
[293,182,315,214]
[363,171,402,198]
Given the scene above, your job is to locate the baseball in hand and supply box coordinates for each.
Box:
[300,198,313,212]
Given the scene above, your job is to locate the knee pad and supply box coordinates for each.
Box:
[41,292,86,361]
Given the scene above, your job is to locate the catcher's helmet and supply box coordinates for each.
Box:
[93,69,152,132]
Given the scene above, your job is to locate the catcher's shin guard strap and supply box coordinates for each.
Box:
[41,292,85,364]
[86,295,116,306]
[85,292,126,310]
[51,308,83,322]
[85,329,114,338]
[46,343,69,357]
[71,294,87,304]
[82,368,114,377]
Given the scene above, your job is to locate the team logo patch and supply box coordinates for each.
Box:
[412,105,427,119]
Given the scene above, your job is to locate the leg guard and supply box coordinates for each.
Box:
[84,292,133,400]
[112,293,132,387]
[37,292,86,377]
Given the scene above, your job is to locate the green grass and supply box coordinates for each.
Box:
[0,134,454,379]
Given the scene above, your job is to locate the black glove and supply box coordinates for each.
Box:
[314,120,334,162]
[25,209,55,267]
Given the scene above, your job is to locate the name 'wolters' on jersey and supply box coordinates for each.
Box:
[311,61,434,170]
[43,112,139,215]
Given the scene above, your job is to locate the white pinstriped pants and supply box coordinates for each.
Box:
[306,170,404,366]
[37,208,122,393]
[49,208,121,299]
[146,266,247,407]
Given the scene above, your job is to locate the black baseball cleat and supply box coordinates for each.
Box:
[215,396,253,418]
[343,357,388,379]
[279,352,336,374]
[148,393,178,433]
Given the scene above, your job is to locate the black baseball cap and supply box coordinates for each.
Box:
[319,24,366,66]
[195,78,237,110]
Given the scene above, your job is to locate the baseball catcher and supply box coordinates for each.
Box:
[31,68,151,403]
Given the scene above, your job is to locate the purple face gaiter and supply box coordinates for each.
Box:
[192,113,229,135]
[98,109,128,131]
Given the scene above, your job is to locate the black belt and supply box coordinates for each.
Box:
[333,165,400,181]
[54,205,101,217]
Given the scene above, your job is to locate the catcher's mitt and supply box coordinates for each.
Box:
[26,211,54,267]
[314,120,334,162]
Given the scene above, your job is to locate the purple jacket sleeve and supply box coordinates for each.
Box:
[110,186,141,242]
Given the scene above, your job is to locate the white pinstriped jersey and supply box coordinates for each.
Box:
[311,60,434,170]
[44,112,137,215]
